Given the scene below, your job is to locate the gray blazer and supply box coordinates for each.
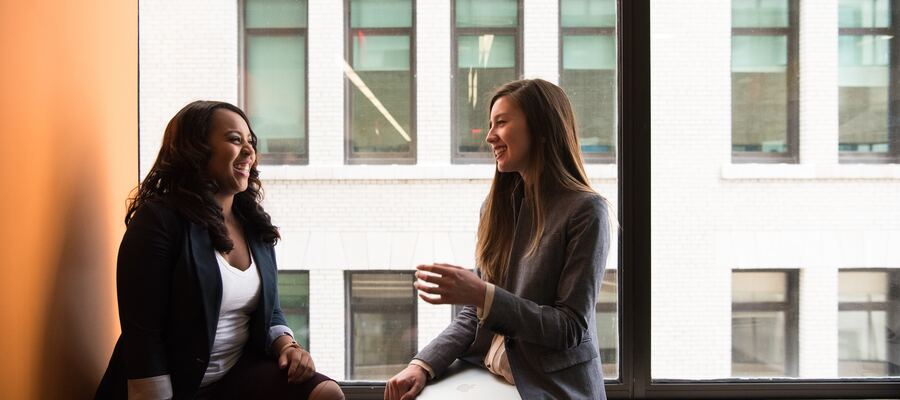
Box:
[415,189,610,400]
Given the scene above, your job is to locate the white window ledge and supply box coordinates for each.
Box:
[721,164,900,180]
[259,164,618,181]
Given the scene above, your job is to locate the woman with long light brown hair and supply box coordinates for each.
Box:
[386,79,611,400]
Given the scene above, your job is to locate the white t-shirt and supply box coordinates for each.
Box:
[200,250,261,387]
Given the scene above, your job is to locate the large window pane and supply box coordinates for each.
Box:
[346,0,414,162]
[561,0,616,162]
[346,271,417,381]
[244,0,308,164]
[278,271,310,349]
[838,270,900,376]
[453,0,520,160]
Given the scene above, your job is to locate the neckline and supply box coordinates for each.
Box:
[214,250,254,273]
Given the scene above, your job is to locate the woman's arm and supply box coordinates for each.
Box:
[117,204,178,397]
[480,197,610,350]
[411,304,480,378]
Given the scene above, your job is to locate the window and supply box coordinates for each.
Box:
[277,271,310,349]
[731,270,799,377]
[838,0,899,162]
[838,269,900,376]
[560,0,617,163]
[242,0,309,164]
[597,268,619,378]
[345,271,417,380]
[452,0,522,162]
[731,0,798,162]
[345,0,415,163]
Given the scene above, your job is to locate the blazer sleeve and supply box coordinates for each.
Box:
[117,203,179,379]
[266,246,295,356]
[480,196,610,350]
[412,304,480,378]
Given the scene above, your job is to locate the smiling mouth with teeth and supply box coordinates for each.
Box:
[233,162,251,175]
[493,147,507,159]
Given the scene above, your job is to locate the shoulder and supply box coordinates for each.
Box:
[126,199,186,234]
[556,190,608,218]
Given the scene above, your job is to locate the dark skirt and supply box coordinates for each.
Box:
[195,349,334,399]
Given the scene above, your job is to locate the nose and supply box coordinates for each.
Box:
[486,127,498,145]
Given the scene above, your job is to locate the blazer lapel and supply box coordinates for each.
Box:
[249,238,275,329]
[188,222,222,351]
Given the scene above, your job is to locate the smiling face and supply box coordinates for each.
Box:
[206,109,256,196]
[487,96,532,175]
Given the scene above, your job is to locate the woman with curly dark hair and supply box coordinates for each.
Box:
[95,101,343,400]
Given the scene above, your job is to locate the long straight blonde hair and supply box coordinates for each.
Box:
[477,79,595,285]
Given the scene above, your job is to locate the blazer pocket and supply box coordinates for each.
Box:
[539,339,599,373]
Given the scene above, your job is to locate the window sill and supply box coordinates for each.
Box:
[721,164,900,180]
[259,164,618,181]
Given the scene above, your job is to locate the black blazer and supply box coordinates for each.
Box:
[95,201,288,399]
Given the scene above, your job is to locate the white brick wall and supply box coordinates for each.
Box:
[139,0,899,383]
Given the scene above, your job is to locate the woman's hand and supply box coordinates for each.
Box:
[414,263,487,307]
[385,364,427,400]
[278,346,317,384]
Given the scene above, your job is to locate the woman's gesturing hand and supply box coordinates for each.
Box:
[414,263,487,308]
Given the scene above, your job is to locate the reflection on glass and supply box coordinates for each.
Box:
[839,0,892,156]
[561,0,616,160]
[731,270,797,377]
[244,0,308,164]
[454,0,519,158]
[347,0,414,161]
[838,270,900,376]
[278,271,310,349]
[347,272,417,380]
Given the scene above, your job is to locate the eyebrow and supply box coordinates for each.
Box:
[492,113,509,120]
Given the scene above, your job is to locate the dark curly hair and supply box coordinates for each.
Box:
[126,100,280,251]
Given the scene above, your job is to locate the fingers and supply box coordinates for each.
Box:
[413,280,447,295]
[278,351,288,369]
[300,354,315,382]
[399,376,423,400]
[418,293,444,304]
[287,353,300,380]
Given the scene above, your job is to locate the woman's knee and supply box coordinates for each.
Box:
[308,380,344,400]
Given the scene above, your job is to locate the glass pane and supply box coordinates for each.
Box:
[732,0,789,28]
[839,0,890,28]
[349,272,416,380]
[839,35,890,153]
[597,269,619,378]
[349,35,412,155]
[732,311,788,376]
[732,35,789,153]
[246,34,307,158]
[840,271,889,302]
[246,0,307,28]
[456,0,518,28]
[562,35,616,156]
[561,0,615,27]
[733,271,787,303]
[456,34,516,154]
[350,0,412,28]
[278,271,310,349]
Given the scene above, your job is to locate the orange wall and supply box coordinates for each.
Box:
[0,1,137,399]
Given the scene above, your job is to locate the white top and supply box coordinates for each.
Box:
[200,250,261,387]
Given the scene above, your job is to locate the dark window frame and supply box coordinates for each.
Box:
[450,0,524,164]
[558,0,617,164]
[731,0,800,164]
[838,0,900,164]
[239,0,310,165]
[343,0,417,165]
[837,268,900,376]
[341,0,900,397]
[731,269,800,377]
[344,270,418,382]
